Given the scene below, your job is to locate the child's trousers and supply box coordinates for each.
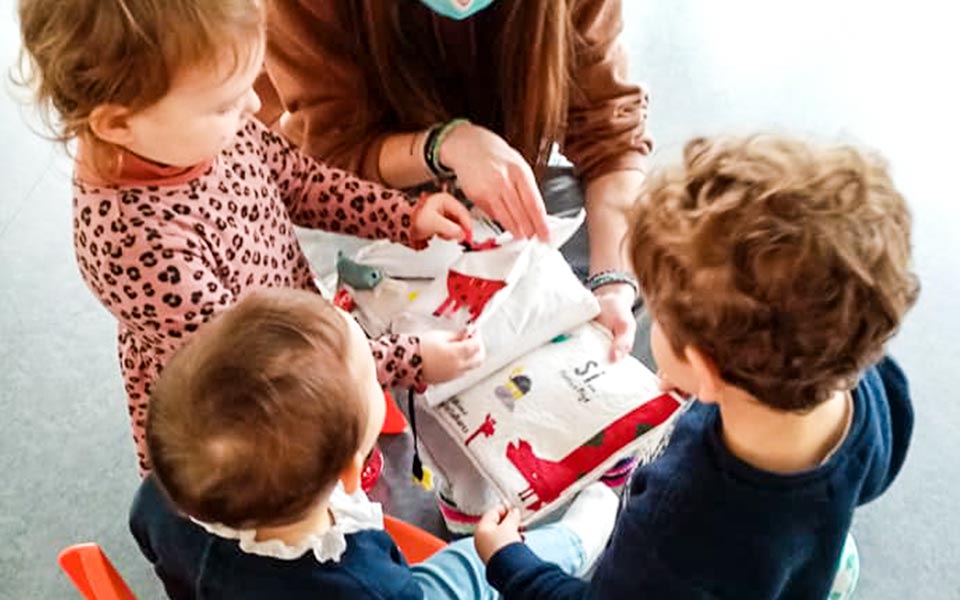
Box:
[410,523,584,599]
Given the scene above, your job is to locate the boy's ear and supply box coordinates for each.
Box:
[338,452,365,495]
[685,346,724,403]
[89,104,136,147]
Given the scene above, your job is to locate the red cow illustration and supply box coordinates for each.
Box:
[433,270,508,323]
[506,394,681,510]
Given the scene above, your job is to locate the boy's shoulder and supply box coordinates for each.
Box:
[636,357,912,511]
[130,476,421,599]
[589,359,913,598]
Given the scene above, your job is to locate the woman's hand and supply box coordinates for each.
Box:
[420,328,485,384]
[440,123,550,241]
[475,505,524,564]
[593,283,637,362]
[411,192,473,243]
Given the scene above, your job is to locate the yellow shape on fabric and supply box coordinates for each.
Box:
[412,466,434,490]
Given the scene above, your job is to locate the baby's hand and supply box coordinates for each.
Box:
[420,328,485,384]
[475,505,524,563]
[411,192,472,243]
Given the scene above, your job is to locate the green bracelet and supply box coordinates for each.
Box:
[586,270,640,299]
[428,118,470,178]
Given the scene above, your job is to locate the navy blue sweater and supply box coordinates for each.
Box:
[130,477,425,599]
[487,357,913,599]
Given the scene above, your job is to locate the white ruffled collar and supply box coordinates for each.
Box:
[193,483,383,564]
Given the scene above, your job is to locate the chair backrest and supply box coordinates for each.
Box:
[383,515,447,564]
[58,543,137,600]
[59,522,441,597]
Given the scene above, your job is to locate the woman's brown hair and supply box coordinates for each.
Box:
[351,0,573,171]
[16,0,263,178]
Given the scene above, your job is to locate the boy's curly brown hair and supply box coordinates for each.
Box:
[16,0,263,177]
[630,136,919,411]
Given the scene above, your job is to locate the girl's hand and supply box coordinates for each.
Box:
[440,123,550,242]
[593,283,637,362]
[420,328,485,384]
[411,192,473,243]
[475,505,524,564]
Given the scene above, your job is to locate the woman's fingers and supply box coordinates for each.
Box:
[512,164,550,242]
[610,318,635,362]
[498,184,531,239]
[487,194,521,238]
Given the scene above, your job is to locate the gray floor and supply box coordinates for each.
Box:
[2,1,959,598]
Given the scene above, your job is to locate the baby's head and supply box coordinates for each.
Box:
[147,289,385,529]
[630,136,919,412]
[17,0,264,178]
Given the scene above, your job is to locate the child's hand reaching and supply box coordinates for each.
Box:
[420,328,485,384]
[475,506,524,563]
[411,193,472,243]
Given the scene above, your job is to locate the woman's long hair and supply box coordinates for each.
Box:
[352,0,574,171]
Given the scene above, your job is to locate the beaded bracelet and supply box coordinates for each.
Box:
[422,123,444,177]
[585,270,640,299]
[425,118,470,178]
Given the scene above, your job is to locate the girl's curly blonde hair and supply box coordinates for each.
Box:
[630,135,919,411]
[16,0,263,176]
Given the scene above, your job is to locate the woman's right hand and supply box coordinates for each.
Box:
[439,123,550,241]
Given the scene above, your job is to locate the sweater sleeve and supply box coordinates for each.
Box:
[73,189,234,357]
[562,0,653,182]
[487,543,589,600]
[369,334,425,390]
[248,120,421,246]
[264,0,389,181]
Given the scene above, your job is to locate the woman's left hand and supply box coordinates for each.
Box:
[593,283,637,361]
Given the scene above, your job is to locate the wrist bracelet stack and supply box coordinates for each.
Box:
[586,270,640,299]
[423,118,470,179]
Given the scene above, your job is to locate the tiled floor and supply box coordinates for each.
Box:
[2,1,958,598]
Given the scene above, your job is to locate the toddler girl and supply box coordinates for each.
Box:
[17,0,481,474]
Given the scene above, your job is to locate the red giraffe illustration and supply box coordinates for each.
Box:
[433,270,507,323]
[506,394,681,510]
[465,413,497,446]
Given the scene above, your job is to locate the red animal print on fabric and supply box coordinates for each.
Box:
[465,413,497,446]
[433,270,507,323]
[460,237,500,252]
[506,394,681,510]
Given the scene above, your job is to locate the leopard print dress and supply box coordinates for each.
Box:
[73,119,424,474]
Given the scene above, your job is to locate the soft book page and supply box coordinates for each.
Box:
[429,322,684,523]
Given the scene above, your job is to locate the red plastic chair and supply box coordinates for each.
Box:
[58,543,137,600]
[58,518,443,598]
[381,389,408,435]
[383,515,447,564]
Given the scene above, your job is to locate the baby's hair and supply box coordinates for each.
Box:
[630,135,919,411]
[147,288,366,529]
[15,0,263,176]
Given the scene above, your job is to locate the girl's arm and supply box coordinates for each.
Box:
[73,191,235,355]
[249,120,423,246]
[369,334,424,391]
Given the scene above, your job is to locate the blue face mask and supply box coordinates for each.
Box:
[419,0,495,20]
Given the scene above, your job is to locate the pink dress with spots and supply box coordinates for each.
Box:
[73,119,424,473]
